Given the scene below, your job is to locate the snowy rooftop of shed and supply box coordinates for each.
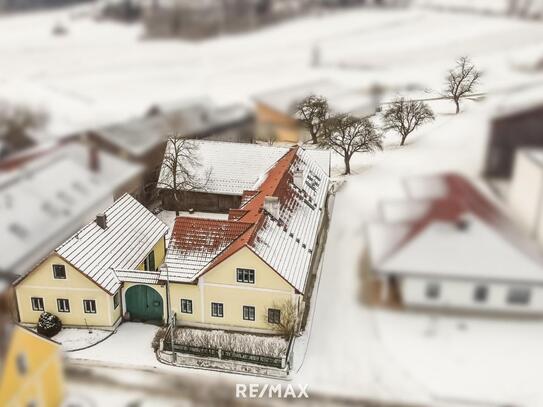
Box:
[158,140,330,196]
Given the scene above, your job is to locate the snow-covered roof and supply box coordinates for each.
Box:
[158,140,330,196]
[94,101,253,158]
[254,79,375,118]
[54,194,168,294]
[371,173,543,283]
[115,269,161,284]
[164,146,329,293]
[0,154,114,278]
[248,148,329,292]
[379,214,543,283]
[162,218,252,282]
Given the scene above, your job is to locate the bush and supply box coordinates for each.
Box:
[37,312,62,338]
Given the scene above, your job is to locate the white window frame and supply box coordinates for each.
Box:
[181,299,193,314]
[31,297,44,311]
[211,302,224,318]
[268,308,281,324]
[52,264,66,279]
[83,299,97,314]
[243,305,255,321]
[236,268,255,284]
[57,298,70,313]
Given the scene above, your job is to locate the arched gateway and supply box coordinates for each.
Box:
[125,285,164,323]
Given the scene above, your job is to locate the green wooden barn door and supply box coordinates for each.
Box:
[125,285,163,322]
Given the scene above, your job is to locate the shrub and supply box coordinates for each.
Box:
[37,312,62,338]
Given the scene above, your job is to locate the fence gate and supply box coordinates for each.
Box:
[125,285,163,323]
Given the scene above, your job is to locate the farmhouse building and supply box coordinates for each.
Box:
[14,194,168,328]
[14,146,329,333]
[484,97,543,178]
[368,173,543,315]
[89,100,254,203]
[158,140,330,212]
[253,80,376,143]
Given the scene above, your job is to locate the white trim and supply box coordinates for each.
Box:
[20,285,103,292]
[199,277,205,324]
[203,281,292,294]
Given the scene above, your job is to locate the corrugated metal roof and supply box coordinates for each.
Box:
[56,194,168,294]
[158,140,330,196]
[116,269,161,284]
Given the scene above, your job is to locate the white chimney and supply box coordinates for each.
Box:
[96,213,107,229]
[263,196,280,219]
[293,168,304,190]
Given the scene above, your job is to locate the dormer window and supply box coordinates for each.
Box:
[236,268,255,284]
[53,264,66,279]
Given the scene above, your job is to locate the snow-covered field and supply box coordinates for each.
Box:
[1,4,543,139]
[5,4,543,406]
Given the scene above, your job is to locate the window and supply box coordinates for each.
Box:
[473,285,488,303]
[52,264,66,279]
[211,302,223,318]
[181,299,193,314]
[16,353,28,375]
[83,299,96,314]
[268,308,281,324]
[57,298,70,313]
[507,287,531,305]
[144,251,156,271]
[113,292,120,309]
[236,268,255,284]
[243,306,255,321]
[31,297,44,311]
[425,282,440,300]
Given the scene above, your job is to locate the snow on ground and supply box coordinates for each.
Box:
[54,328,111,352]
[288,94,543,407]
[1,6,543,139]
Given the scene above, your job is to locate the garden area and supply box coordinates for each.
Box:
[153,327,291,369]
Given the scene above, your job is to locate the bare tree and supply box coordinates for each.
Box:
[382,97,435,146]
[320,113,383,175]
[444,56,482,114]
[158,137,211,216]
[294,95,329,144]
[265,300,298,339]
[0,102,48,153]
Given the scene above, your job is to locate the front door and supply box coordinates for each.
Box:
[125,285,163,323]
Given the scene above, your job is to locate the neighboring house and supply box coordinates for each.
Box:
[368,173,543,315]
[0,153,121,284]
[160,146,330,333]
[509,148,543,247]
[158,139,330,212]
[484,98,543,178]
[253,80,376,143]
[89,100,254,203]
[14,194,168,328]
[0,325,64,407]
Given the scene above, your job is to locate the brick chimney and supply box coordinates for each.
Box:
[95,213,107,229]
[263,196,280,219]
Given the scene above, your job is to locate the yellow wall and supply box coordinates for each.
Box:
[16,254,118,327]
[0,327,64,407]
[256,103,301,143]
[137,237,166,271]
[170,247,299,332]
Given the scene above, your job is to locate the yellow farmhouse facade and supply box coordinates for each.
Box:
[14,146,329,335]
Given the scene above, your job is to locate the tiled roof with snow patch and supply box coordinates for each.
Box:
[162,217,253,282]
[56,194,168,294]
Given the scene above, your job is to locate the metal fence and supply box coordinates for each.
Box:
[162,340,284,369]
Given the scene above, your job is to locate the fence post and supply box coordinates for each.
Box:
[159,338,164,352]
[218,348,222,359]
